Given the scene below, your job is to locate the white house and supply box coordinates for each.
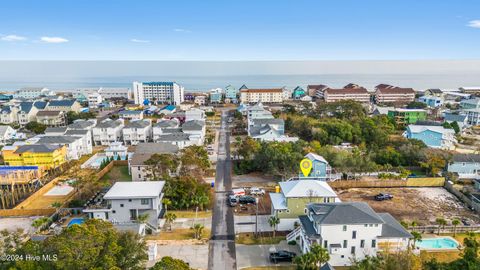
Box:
[185,108,206,122]
[64,129,93,156]
[83,181,166,233]
[182,120,206,145]
[87,92,103,108]
[152,119,181,142]
[119,110,144,120]
[288,202,412,267]
[0,126,17,145]
[122,119,152,145]
[34,135,88,160]
[92,119,125,145]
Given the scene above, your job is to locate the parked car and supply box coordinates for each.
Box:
[249,187,265,196]
[230,188,246,197]
[228,195,238,207]
[461,218,472,226]
[269,250,296,263]
[238,195,256,205]
[374,193,393,201]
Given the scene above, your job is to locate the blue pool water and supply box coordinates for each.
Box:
[67,218,85,227]
[417,237,459,249]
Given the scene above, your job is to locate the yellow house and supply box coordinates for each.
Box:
[2,144,67,170]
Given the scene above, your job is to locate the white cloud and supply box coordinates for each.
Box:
[173,28,191,33]
[1,34,27,41]
[131,38,150,43]
[40,36,69,43]
[467,20,480,28]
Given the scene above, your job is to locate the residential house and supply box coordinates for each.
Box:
[92,119,125,145]
[152,119,181,142]
[209,88,223,103]
[64,129,93,156]
[155,133,193,149]
[159,105,176,115]
[0,126,17,145]
[2,144,67,170]
[36,111,66,127]
[119,110,144,120]
[129,143,180,181]
[387,108,427,126]
[324,85,370,103]
[194,95,207,106]
[424,88,444,97]
[292,86,307,99]
[45,99,82,113]
[83,181,166,233]
[87,92,103,108]
[372,106,394,116]
[269,180,339,230]
[240,88,284,104]
[460,87,480,95]
[185,108,206,122]
[122,119,152,145]
[249,118,286,141]
[291,202,411,266]
[225,85,238,103]
[419,95,443,108]
[304,153,332,179]
[182,120,206,145]
[35,135,90,160]
[307,85,328,98]
[448,154,480,179]
[403,125,456,150]
[105,142,129,159]
[374,84,415,104]
[463,109,480,126]
[460,98,480,110]
[443,112,468,130]
[44,127,67,135]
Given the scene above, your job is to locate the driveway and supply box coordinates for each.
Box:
[234,214,273,233]
[149,243,209,270]
[235,240,300,269]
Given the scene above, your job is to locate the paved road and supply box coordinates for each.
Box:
[208,110,237,270]
[236,241,300,269]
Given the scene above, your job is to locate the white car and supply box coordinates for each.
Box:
[249,187,265,196]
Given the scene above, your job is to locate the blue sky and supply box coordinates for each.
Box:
[1,0,480,60]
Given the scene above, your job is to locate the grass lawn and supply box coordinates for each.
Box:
[236,232,285,245]
[168,210,212,218]
[100,165,131,184]
[145,228,211,241]
[419,250,461,263]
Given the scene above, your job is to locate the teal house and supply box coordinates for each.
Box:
[403,125,456,150]
[292,86,306,99]
[225,85,238,102]
[304,153,331,179]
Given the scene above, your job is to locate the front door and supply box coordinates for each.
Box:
[130,209,137,220]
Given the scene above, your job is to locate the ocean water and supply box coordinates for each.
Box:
[0,61,479,92]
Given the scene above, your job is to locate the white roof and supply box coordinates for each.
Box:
[305,153,328,164]
[269,193,288,210]
[280,180,337,198]
[393,108,426,112]
[374,106,394,115]
[407,125,455,135]
[104,181,165,199]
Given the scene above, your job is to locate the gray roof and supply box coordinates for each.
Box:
[444,113,467,123]
[45,127,67,133]
[452,154,480,163]
[95,119,123,128]
[308,202,385,225]
[0,126,13,136]
[252,118,284,126]
[182,120,205,131]
[68,120,95,129]
[47,99,77,107]
[36,136,78,144]
[378,213,413,238]
[130,153,155,166]
[36,110,62,117]
[14,144,62,153]
[135,142,179,154]
[125,120,151,128]
[65,129,89,135]
[154,120,179,128]
[157,133,190,142]
[320,263,335,270]
[299,215,321,239]
[161,128,182,133]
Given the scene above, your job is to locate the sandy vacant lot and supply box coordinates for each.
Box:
[336,187,479,225]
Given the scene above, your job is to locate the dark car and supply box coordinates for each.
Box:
[227,195,238,207]
[269,250,296,263]
[461,218,471,226]
[374,193,393,201]
[238,196,256,205]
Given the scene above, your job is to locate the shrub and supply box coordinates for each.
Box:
[288,240,297,245]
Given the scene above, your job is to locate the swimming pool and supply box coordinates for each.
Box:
[67,218,85,227]
[417,237,459,249]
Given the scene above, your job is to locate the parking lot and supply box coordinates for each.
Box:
[236,241,300,269]
[337,187,480,225]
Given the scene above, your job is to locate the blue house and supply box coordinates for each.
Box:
[292,86,306,99]
[225,85,238,102]
[448,154,480,180]
[403,125,456,149]
[419,96,443,108]
[304,153,331,179]
[209,88,223,103]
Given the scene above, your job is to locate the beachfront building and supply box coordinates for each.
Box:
[35,111,66,127]
[292,86,307,99]
[387,108,427,126]
[2,144,67,170]
[225,85,238,103]
[13,87,53,99]
[83,181,166,233]
[122,119,152,145]
[132,81,184,105]
[290,202,411,266]
[374,84,415,104]
[269,180,339,230]
[460,87,480,95]
[98,87,132,100]
[209,88,223,103]
[403,125,456,149]
[324,85,370,103]
[307,84,328,99]
[129,143,180,181]
[240,88,284,104]
[448,154,480,179]
[92,119,125,146]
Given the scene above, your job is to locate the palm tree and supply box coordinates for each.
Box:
[164,212,177,231]
[411,231,422,249]
[136,213,150,224]
[192,223,204,239]
[268,216,280,238]
[51,201,62,209]
[452,219,460,236]
[294,253,315,270]
[162,198,172,214]
[411,220,418,232]
[436,218,447,235]
[309,244,330,268]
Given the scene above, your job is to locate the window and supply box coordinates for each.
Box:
[372,240,376,248]
[374,224,378,227]
[352,231,357,239]
[341,255,344,258]
[141,199,149,205]
[351,246,356,254]
[369,224,373,227]
[304,208,308,214]
[343,240,347,248]
[343,225,347,231]
[364,224,368,227]
[120,204,124,207]
[128,199,132,202]
[286,209,290,213]
[324,240,328,248]
[112,210,116,214]
[360,240,365,248]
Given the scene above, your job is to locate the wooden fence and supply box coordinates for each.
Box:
[330,177,444,189]
[13,177,64,209]
[0,208,55,217]
[95,160,129,179]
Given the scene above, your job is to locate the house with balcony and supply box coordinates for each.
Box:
[182,120,206,145]
[35,110,66,127]
[185,108,206,122]
[269,180,340,230]
[119,110,144,120]
[34,135,90,160]
[45,99,82,113]
[224,85,238,103]
[403,125,456,150]
[152,119,181,142]
[83,181,166,234]
[304,153,332,180]
[129,143,180,181]
[92,119,125,145]
[448,154,480,179]
[2,144,67,170]
[288,202,411,267]
[122,119,152,145]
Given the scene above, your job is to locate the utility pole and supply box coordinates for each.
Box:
[255,197,259,238]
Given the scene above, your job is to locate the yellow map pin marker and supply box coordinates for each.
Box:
[300,158,312,177]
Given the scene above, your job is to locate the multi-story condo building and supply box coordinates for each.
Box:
[290,202,411,267]
[87,92,103,108]
[83,181,166,233]
[240,88,284,103]
[13,87,54,99]
[132,81,184,105]
[307,84,328,98]
[92,119,125,145]
[387,108,427,126]
[224,85,238,102]
[209,88,223,103]
[324,85,371,103]
[374,84,415,104]
[122,119,152,145]
[98,87,132,100]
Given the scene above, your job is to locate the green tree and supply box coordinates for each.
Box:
[452,219,460,236]
[350,255,381,270]
[136,213,150,224]
[268,216,280,238]
[435,217,447,235]
[406,101,427,109]
[25,121,47,134]
[294,253,315,270]
[309,244,330,268]
[151,256,192,270]
[162,198,172,214]
[192,223,204,239]
[411,231,422,249]
[164,212,176,231]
